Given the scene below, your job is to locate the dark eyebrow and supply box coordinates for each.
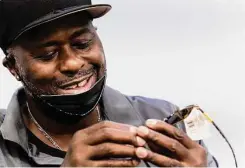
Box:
[38,41,60,48]
[69,27,92,40]
[38,28,92,48]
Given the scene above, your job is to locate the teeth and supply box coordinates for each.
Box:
[67,84,77,89]
[78,79,87,87]
[64,77,90,90]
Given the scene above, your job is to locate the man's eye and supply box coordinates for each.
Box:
[36,51,58,61]
[72,40,92,50]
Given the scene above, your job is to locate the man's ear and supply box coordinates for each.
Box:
[2,53,21,81]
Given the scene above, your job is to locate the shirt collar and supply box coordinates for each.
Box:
[0,88,29,153]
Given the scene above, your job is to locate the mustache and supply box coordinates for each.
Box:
[54,67,97,87]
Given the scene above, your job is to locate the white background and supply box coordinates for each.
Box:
[1,0,245,167]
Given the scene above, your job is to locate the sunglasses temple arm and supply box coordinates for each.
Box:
[198,109,238,167]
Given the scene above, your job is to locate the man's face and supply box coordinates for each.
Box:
[9,13,106,96]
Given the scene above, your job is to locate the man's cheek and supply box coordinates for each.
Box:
[25,63,57,82]
[23,73,58,95]
[89,44,105,64]
[22,68,57,94]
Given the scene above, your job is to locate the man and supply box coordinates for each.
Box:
[0,0,218,167]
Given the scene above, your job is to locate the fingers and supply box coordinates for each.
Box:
[64,121,145,167]
[136,147,183,167]
[135,120,208,167]
[137,126,189,158]
[80,120,145,146]
[91,142,137,159]
[94,158,140,167]
[144,119,198,149]
[73,120,146,147]
[86,127,146,147]
[83,121,135,134]
[62,144,140,168]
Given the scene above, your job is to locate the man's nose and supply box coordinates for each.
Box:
[59,46,86,76]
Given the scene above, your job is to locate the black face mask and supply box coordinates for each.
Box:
[32,74,106,125]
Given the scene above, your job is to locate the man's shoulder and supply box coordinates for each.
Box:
[104,86,179,118]
[0,109,6,125]
[125,95,179,120]
[123,94,186,132]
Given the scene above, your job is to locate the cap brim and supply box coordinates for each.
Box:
[14,4,111,41]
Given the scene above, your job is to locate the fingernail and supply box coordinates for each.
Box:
[129,126,137,134]
[136,136,146,146]
[146,119,158,127]
[138,126,149,135]
[136,147,148,158]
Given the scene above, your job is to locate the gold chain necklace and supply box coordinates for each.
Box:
[26,102,101,150]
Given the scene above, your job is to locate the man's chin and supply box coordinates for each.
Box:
[56,73,97,95]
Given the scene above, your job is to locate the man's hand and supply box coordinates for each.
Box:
[135,119,207,167]
[61,121,146,167]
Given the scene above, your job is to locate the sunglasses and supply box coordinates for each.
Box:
[164,104,237,167]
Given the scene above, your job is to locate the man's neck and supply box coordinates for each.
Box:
[22,95,101,151]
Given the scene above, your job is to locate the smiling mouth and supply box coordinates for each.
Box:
[60,73,94,90]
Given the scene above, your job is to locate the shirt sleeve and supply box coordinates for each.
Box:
[199,140,219,167]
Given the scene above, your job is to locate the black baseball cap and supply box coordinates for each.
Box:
[0,0,111,53]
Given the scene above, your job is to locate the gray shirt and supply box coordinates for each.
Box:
[0,86,218,167]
